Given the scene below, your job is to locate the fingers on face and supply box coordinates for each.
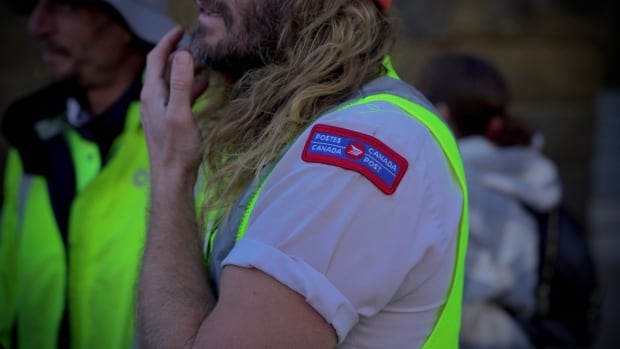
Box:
[146,26,185,80]
[168,51,195,115]
[142,26,185,103]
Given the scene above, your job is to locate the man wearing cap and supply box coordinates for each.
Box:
[137,0,469,348]
[0,0,178,348]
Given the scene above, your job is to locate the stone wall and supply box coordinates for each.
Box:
[391,0,605,224]
[388,2,618,348]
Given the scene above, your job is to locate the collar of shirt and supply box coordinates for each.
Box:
[71,71,143,160]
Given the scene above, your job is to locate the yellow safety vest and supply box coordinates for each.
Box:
[0,102,149,349]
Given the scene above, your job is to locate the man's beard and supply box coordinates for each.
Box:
[189,0,285,80]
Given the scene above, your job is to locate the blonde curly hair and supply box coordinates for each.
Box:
[196,0,396,224]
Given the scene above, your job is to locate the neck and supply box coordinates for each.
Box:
[85,50,145,117]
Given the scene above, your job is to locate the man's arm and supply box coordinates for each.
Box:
[136,26,215,348]
[139,175,336,348]
[137,27,336,349]
[137,165,213,347]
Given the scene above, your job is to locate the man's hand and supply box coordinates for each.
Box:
[140,26,209,182]
[137,27,336,349]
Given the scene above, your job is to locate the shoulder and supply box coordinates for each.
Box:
[312,77,450,169]
[296,96,454,193]
[2,81,75,176]
[4,80,72,117]
[2,80,72,139]
[316,97,442,161]
[258,94,463,243]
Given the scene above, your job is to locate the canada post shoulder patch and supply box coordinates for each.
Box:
[302,124,408,195]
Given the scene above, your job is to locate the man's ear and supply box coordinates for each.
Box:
[484,116,505,142]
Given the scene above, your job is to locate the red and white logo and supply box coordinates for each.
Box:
[346,143,365,160]
[302,124,409,195]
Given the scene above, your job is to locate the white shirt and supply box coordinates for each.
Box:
[222,100,463,348]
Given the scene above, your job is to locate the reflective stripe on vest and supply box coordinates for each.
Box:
[342,94,469,349]
[206,66,469,347]
[230,93,469,348]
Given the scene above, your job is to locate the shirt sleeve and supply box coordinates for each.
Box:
[222,101,463,342]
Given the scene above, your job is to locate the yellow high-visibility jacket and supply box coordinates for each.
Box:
[0,87,149,349]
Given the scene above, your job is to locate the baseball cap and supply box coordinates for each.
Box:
[100,0,178,44]
[13,0,178,44]
[374,0,392,11]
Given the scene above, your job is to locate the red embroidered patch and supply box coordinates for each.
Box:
[302,124,408,195]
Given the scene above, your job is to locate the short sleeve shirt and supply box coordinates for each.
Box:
[221,100,463,348]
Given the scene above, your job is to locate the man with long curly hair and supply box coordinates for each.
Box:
[137,0,469,347]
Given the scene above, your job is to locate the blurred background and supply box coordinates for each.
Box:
[0,0,617,347]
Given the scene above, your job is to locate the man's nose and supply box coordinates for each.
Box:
[28,0,54,38]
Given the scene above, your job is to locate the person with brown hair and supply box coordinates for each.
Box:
[136,0,469,348]
[417,52,563,349]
